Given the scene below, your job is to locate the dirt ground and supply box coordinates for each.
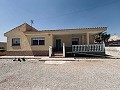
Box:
[0,59,120,90]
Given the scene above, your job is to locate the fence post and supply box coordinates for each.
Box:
[49,46,52,57]
[103,42,105,52]
[63,43,65,57]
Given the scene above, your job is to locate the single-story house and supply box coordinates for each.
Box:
[0,42,7,50]
[108,35,120,46]
[0,42,7,56]
[4,23,107,57]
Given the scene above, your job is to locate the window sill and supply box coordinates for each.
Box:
[12,45,20,46]
[31,45,45,46]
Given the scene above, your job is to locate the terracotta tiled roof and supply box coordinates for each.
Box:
[4,23,107,35]
[109,35,120,41]
[29,27,107,32]
[4,23,38,35]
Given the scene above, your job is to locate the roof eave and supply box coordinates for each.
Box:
[24,28,107,35]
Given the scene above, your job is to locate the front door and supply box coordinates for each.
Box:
[56,39,62,51]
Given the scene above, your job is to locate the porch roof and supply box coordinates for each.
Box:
[24,27,107,35]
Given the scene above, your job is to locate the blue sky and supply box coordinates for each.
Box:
[0,0,120,42]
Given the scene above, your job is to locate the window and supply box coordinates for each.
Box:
[12,38,20,46]
[72,38,79,45]
[31,37,45,45]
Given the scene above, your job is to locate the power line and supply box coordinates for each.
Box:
[27,0,119,26]
[33,0,120,21]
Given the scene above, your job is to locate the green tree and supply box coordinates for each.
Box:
[95,32,110,46]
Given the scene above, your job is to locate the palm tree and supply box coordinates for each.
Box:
[95,32,110,46]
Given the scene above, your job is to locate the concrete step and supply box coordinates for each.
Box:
[52,52,64,58]
[53,52,63,56]
[51,56,64,58]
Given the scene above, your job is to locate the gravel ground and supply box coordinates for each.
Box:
[0,59,120,90]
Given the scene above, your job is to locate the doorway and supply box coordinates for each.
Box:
[56,39,62,51]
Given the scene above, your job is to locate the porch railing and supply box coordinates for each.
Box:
[72,43,105,52]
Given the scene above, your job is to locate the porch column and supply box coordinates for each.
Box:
[86,33,90,45]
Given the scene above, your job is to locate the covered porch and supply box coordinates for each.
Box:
[49,32,105,57]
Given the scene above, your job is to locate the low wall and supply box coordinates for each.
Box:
[105,47,120,58]
[6,50,49,56]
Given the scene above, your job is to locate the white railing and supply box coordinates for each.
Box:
[49,46,52,57]
[72,43,105,52]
